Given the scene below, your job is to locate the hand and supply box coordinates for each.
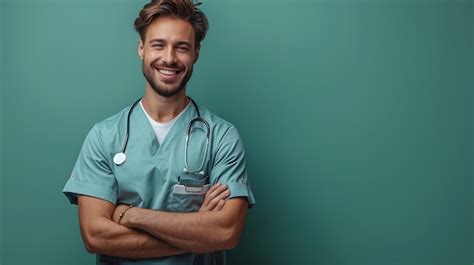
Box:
[199,183,230,212]
[112,204,132,224]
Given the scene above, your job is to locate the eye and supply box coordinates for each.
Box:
[152,44,164,49]
[177,46,189,52]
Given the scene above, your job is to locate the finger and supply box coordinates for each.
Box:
[205,186,228,209]
[202,183,222,207]
[207,183,221,194]
[207,189,230,210]
[212,199,226,211]
[215,188,230,201]
[208,185,227,200]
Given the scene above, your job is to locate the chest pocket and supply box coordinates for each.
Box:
[169,175,208,212]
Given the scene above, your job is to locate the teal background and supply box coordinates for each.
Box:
[0,0,4,262]
[1,0,473,265]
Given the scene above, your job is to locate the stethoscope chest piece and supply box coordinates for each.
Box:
[113,152,127,166]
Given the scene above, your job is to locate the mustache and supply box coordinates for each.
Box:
[152,61,182,70]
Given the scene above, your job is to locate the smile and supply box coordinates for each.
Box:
[157,68,182,76]
[155,67,184,83]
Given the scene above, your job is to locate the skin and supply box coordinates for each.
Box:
[78,17,249,258]
[78,184,229,258]
[113,198,248,254]
[140,18,196,99]
[139,17,199,123]
[78,195,185,258]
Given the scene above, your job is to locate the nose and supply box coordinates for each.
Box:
[162,47,178,65]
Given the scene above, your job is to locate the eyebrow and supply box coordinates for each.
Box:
[149,38,192,47]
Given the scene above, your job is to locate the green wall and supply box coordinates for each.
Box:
[0,0,5,263]
[1,0,473,265]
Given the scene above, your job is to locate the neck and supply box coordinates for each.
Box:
[142,87,189,123]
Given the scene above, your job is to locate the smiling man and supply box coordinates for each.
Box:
[62,1,255,264]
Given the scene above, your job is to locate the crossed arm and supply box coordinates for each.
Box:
[114,197,248,254]
[78,195,183,258]
[78,184,248,258]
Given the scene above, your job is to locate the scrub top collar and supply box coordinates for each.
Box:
[130,99,197,152]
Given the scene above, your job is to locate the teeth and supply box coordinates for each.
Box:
[158,69,178,75]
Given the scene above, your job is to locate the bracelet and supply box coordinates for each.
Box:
[118,205,134,224]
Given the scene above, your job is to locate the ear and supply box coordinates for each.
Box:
[138,39,144,60]
[193,46,200,64]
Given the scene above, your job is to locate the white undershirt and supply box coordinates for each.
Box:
[140,100,190,144]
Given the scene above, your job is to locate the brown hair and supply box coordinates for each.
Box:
[134,0,209,48]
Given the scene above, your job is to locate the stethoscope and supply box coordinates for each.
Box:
[113,97,211,178]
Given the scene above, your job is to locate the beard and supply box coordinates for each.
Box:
[142,60,194,98]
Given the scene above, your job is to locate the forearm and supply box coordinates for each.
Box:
[122,199,248,253]
[124,208,235,253]
[82,214,186,258]
[77,195,188,258]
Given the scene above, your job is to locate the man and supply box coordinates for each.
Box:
[62,0,255,264]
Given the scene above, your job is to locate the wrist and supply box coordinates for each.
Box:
[117,204,134,226]
[121,207,138,227]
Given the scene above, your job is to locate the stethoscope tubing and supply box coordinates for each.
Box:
[114,97,211,172]
[122,97,143,154]
[184,117,210,176]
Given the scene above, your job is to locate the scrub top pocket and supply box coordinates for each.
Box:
[169,175,207,212]
[170,192,205,212]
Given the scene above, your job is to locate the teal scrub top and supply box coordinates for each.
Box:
[62,101,255,265]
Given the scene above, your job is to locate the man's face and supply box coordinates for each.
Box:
[139,17,199,97]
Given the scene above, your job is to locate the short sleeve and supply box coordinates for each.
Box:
[210,126,255,207]
[62,124,117,205]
